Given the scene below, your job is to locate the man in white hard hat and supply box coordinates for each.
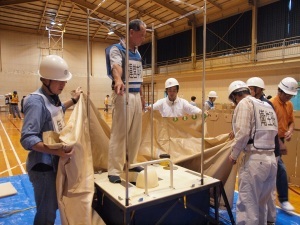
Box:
[148,78,202,117]
[269,77,298,213]
[228,80,277,225]
[20,55,82,225]
[246,77,280,224]
[204,91,218,111]
[105,19,146,183]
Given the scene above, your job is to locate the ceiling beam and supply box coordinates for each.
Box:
[63,3,75,31]
[53,0,63,23]
[114,0,155,20]
[152,0,190,15]
[75,3,124,39]
[72,0,126,23]
[152,0,199,25]
[113,0,174,28]
[207,0,222,9]
[0,0,38,6]
[38,0,48,31]
[92,24,102,39]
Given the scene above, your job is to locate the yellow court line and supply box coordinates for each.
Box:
[0,120,26,174]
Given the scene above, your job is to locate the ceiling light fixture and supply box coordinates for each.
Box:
[107,29,114,35]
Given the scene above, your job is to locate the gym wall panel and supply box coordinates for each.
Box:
[1,29,300,108]
[0,29,112,108]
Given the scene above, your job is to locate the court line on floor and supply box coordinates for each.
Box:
[0,162,26,175]
[0,120,26,174]
[0,135,13,176]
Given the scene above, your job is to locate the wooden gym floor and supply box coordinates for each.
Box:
[0,109,299,214]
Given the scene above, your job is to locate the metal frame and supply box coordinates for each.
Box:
[87,1,235,224]
[44,26,65,56]
[86,0,223,214]
[86,0,202,204]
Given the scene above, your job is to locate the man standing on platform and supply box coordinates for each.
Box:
[105,19,146,183]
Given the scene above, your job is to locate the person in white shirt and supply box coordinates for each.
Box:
[204,91,218,111]
[148,78,201,117]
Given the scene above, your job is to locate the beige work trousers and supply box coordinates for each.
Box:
[108,92,142,176]
[236,150,277,225]
[267,156,279,223]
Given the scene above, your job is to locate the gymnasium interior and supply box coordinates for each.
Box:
[0,0,300,224]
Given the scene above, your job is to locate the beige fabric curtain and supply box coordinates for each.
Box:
[55,94,109,225]
[48,98,235,224]
[139,111,236,206]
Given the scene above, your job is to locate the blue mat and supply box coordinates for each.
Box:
[1,175,299,225]
[213,191,300,225]
[0,175,61,225]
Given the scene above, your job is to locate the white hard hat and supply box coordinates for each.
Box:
[208,91,218,98]
[246,77,265,89]
[228,80,249,97]
[38,55,72,81]
[165,78,179,89]
[278,77,298,95]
